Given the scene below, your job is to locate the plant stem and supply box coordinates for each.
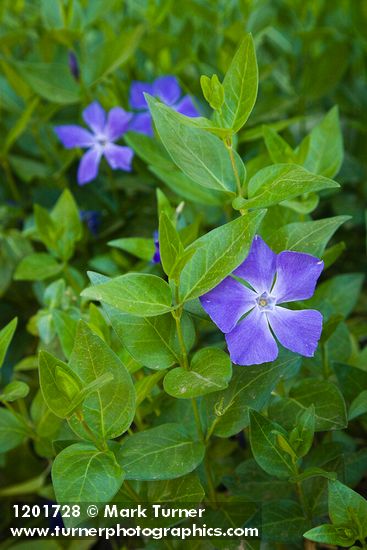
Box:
[224,137,242,197]
[76,412,106,451]
[1,159,21,202]
[296,480,309,519]
[173,311,189,370]
[172,285,217,505]
[191,398,204,441]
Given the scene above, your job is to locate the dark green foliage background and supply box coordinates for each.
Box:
[0,0,366,548]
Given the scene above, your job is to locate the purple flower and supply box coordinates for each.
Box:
[129,76,200,136]
[54,101,134,185]
[200,236,324,366]
[152,231,160,264]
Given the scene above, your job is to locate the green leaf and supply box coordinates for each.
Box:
[150,164,226,206]
[204,353,301,437]
[0,381,29,402]
[267,216,350,256]
[51,189,83,261]
[14,62,80,104]
[200,74,224,111]
[249,411,295,479]
[83,26,143,85]
[40,0,64,29]
[110,309,194,370]
[135,371,165,406]
[39,351,83,418]
[9,154,51,183]
[118,423,205,480]
[55,364,81,402]
[328,480,367,538]
[0,472,47,497]
[147,96,239,193]
[234,164,339,210]
[0,317,17,369]
[223,458,293,502]
[52,310,78,359]
[220,34,258,132]
[322,242,346,269]
[179,209,265,301]
[159,212,184,278]
[163,348,232,399]
[262,500,311,542]
[281,193,320,215]
[303,107,343,178]
[67,322,135,440]
[349,390,367,420]
[44,279,65,309]
[309,274,364,319]
[125,132,225,205]
[263,126,296,164]
[108,237,154,261]
[0,409,28,452]
[4,97,39,153]
[289,467,337,483]
[52,442,124,502]
[147,473,205,503]
[289,405,315,458]
[81,272,173,317]
[87,271,195,370]
[14,253,63,281]
[269,379,347,432]
[334,363,367,403]
[34,204,58,252]
[33,190,82,261]
[124,130,175,170]
[304,524,357,547]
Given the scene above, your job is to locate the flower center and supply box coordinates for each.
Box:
[256,291,276,311]
[94,133,109,148]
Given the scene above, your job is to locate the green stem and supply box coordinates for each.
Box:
[191,398,204,441]
[172,285,218,505]
[224,137,242,197]
[173,311,189,370]
[76,412,106,451]
[1,159,21,202]
[296,480,309,519]
[205,417,220,443]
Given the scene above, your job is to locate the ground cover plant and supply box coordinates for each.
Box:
[0,0,366,548]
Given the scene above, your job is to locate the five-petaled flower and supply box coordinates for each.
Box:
[129,75,200,136]
[54,101,134,185]
[200,235,324,366]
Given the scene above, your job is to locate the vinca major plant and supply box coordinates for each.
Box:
[0,1,366,548]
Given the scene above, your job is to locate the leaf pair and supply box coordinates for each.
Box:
[39,321,136,442]
[15,190,82,281]
[305,480,367,547]
[52,423,205,508]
